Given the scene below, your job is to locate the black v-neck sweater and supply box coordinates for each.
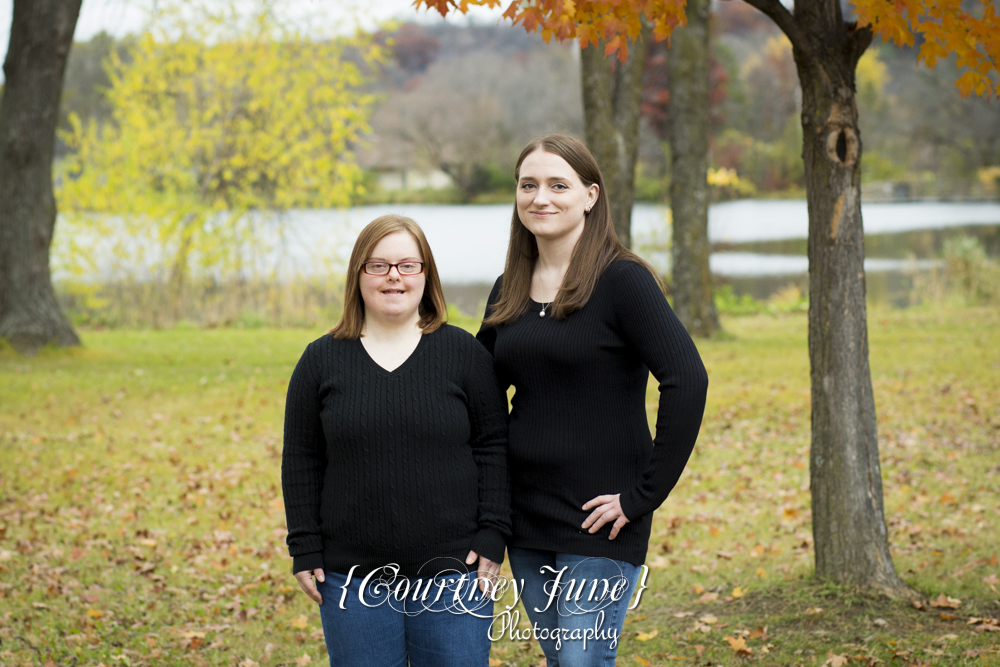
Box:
[476,260,708,566]
[281,324,511,577]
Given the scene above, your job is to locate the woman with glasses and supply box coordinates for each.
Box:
[282,215,510,667]
[476,135,709,667]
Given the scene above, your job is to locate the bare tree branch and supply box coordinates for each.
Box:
[740,0,809,56]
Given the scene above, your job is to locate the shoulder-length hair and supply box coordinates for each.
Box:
[483,134,656,326]
[330,215,448,339]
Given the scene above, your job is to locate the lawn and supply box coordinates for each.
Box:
[1,305,998,666]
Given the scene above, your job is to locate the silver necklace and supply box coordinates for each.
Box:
[539,301,551,318]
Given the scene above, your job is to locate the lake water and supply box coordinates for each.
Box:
[59,200,1000,312]
[277,200,1000,310]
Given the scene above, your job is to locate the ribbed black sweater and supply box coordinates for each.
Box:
[281,324,511,577]
[476,260,708,566]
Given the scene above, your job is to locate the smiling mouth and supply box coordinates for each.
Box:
[381,289,405,294]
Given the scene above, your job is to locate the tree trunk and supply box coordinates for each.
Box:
[0,0,83,353]
[668,0,718,337]
[581,27,650,249]
[744,0,915,598]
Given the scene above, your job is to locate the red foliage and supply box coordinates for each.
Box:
[642,38,729,140]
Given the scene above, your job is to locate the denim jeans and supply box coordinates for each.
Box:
[314,567,494,667]
[508,547,642,667]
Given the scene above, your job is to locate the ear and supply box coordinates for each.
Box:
[587,183,599,212]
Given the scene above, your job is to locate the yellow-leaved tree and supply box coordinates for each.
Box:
[58,0,385,325]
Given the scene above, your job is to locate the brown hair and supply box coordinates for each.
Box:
[330,215,447,339]
[483,134,656,326]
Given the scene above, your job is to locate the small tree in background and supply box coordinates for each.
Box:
[58,1,384,324]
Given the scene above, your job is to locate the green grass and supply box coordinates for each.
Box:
[1,307,998,666]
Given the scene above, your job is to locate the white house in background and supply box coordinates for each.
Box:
[358,134,455,192]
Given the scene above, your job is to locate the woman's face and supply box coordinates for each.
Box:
[516,149,599,245]
[359,231,426,325]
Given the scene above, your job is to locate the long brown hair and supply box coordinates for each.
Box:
[483,134,656,326]
[330,215,447,339]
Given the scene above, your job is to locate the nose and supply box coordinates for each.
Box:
[533,186,551,205]
[386,265,402,279]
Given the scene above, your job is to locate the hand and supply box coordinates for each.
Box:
[294,568,325,604]
[466,550,501,595]
[582,493,630,540]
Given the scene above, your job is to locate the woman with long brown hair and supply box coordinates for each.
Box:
[283,215,510,666]
[477,135,708,666]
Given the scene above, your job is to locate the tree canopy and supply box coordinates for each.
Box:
[420,0,1000,97]
[59,2,383,279]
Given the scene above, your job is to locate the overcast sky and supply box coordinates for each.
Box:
[0,0,509,82]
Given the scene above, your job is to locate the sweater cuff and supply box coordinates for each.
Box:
[470,528,507,565]
[292,552,325,575]
[619,490,648,524]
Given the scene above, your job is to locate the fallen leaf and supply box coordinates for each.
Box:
[290,615,309,630]
[696,592,719,603]
[672,611,694,618]
[933,633,959,644]
[636,629,658,641]
[756,567,768,578]
[87,608,104,618]
[723,635,752,655]
[805,607,824,615]
[731,586,745,599]
[488,659,504,667]
[294,653,312,667]
[691,584,706,594]
[693,645,706,656]
[698,614,718,624]
[239,661,260,667]
[822,653,848,667]
[635,657,650,666]
[929,593,961,609]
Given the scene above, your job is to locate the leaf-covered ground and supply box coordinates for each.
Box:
[1,306,997,666]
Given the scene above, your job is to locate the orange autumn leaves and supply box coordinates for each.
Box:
[416,0,1000,96]
[418,0,686,59]
[852,0,1000,97]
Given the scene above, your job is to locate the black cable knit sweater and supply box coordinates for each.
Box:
[476,260,708,566]
[281,324,511,577]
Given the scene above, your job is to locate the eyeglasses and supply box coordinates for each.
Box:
[362,261,424,276]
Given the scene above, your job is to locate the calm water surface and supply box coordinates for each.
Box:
[59,200,1000,310]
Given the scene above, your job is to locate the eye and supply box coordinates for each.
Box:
[551,182,568,191]
[399,263,421,274]
[520,182,536,190]
[367,262,389,272]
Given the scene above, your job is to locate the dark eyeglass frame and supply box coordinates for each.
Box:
[362,261,425,276]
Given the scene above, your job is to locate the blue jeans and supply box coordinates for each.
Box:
[315,567,494,667]
[508,547,642,667]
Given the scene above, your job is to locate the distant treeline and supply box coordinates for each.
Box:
[56,3,1000,205]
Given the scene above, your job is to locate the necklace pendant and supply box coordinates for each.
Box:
[539,310,546,318]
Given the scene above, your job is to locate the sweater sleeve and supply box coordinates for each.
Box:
[462,333,512,564]
[281,341,328,574]
[475,276,503,358]
[612,262,709,521]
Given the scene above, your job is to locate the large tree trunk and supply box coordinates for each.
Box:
[744,0,914,598]
[581,27,650,249]
[0,0,83,353]
[668,0,718,337]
